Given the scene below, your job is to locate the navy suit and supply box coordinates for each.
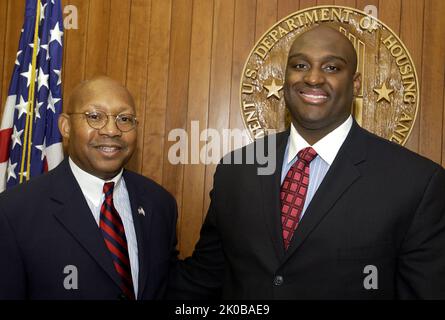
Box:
[0,159,178,300]
[170,121,445,299]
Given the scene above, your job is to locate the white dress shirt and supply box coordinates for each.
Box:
[281,115,353,220]
[69,158,139,297]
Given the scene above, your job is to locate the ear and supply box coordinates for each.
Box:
[353,72,362,96]
[58,113,71,139]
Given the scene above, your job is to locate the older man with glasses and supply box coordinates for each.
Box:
[0,76,178,300]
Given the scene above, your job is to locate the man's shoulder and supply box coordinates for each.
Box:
[0,164,66,226]
[359,126,442,172]
[0,164,62,204]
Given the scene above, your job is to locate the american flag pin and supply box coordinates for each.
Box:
[138,207,145,216]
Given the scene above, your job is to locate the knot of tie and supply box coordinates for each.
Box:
[297,147,318,164]
[103,182,115,199]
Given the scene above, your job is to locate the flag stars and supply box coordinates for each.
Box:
[15,50,22,66]
[50,22,63,46]
[20,63,33,87]
[37,67,49,91]
[53,69,62,86]
[35,101,44,119]
[35,138,47,161]
[11,126,24,149]
[40,1,47,24]
[29,38,41,56]
[7,160,17,182]
[40,44,50,61]
[47,91,61,113]
[15,96,28,119]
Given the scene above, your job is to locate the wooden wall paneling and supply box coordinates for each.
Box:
[61,0,89,109]
[203,0,236,218]
[162,0,193,222]
[317,0,336,6]
[179,0,214,258]
[356,0,378,13]
[1,0,25,115]
[229,0,257,134]
[443,81,445,167]
[0,0,8,120]
[398,0,423,154]
[378,0,400,30]
[125,0,151,174]
[84,0,111,78]
[106,0,131,84]
[278,0,299,19]
[419,0,445,163]
[299,0,317,10]
[255,0,277,41]
[379,0,401,42]
[334,0,356,8]
[140,0,172,183]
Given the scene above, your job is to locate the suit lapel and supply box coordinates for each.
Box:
[50,159,122,289]
[259,131,289,261]
[282,121,367,263]
[124,172,153,300]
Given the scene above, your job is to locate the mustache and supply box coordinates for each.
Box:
[89,139,127,149]
[293,84,330,96]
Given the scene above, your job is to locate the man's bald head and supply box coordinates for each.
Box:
[283,24,362,144]
[67,75,135,114]
[289,25,358,74]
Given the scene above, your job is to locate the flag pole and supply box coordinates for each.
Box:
[19,0,41,183]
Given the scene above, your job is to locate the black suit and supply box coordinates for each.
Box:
[170,121,445,299]
[0,159,178,300]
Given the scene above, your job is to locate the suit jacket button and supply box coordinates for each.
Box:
[118,293,128,300]
[273,275,284,286]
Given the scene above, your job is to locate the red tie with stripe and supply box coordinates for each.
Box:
[280,147,318,250]
[100,182,135,300]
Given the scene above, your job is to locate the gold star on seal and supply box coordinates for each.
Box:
[374,81,394,103]
[263,78,283,99]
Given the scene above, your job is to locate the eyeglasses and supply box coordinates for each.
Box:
[68,111,138,132]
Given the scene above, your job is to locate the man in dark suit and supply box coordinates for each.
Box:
[0,76,178,300]
[169,25,445,299]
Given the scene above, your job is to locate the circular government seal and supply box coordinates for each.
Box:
[240,6,419,145]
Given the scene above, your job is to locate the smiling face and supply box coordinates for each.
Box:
[59,77,137,180]
[283,25,361,142]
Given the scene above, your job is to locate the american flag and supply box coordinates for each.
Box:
[0,0,64,192]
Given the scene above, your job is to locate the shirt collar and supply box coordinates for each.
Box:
[287,115,353,165]
[68,157,124,207]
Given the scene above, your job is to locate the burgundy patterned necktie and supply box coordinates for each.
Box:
[280,147,318,250]
[100,182,135,300]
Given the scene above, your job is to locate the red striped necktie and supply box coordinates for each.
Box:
[100,182,135,300]
[280,147,318,250]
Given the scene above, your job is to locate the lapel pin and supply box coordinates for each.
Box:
[138,206,145,216]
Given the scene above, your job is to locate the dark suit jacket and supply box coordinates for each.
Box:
[0,159,178,300]
[170,121,445,299]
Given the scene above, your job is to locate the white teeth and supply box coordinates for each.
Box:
[301,93,328,99]
[98,146,119,153]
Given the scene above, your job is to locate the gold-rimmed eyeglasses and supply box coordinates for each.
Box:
[68,111,138,132]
